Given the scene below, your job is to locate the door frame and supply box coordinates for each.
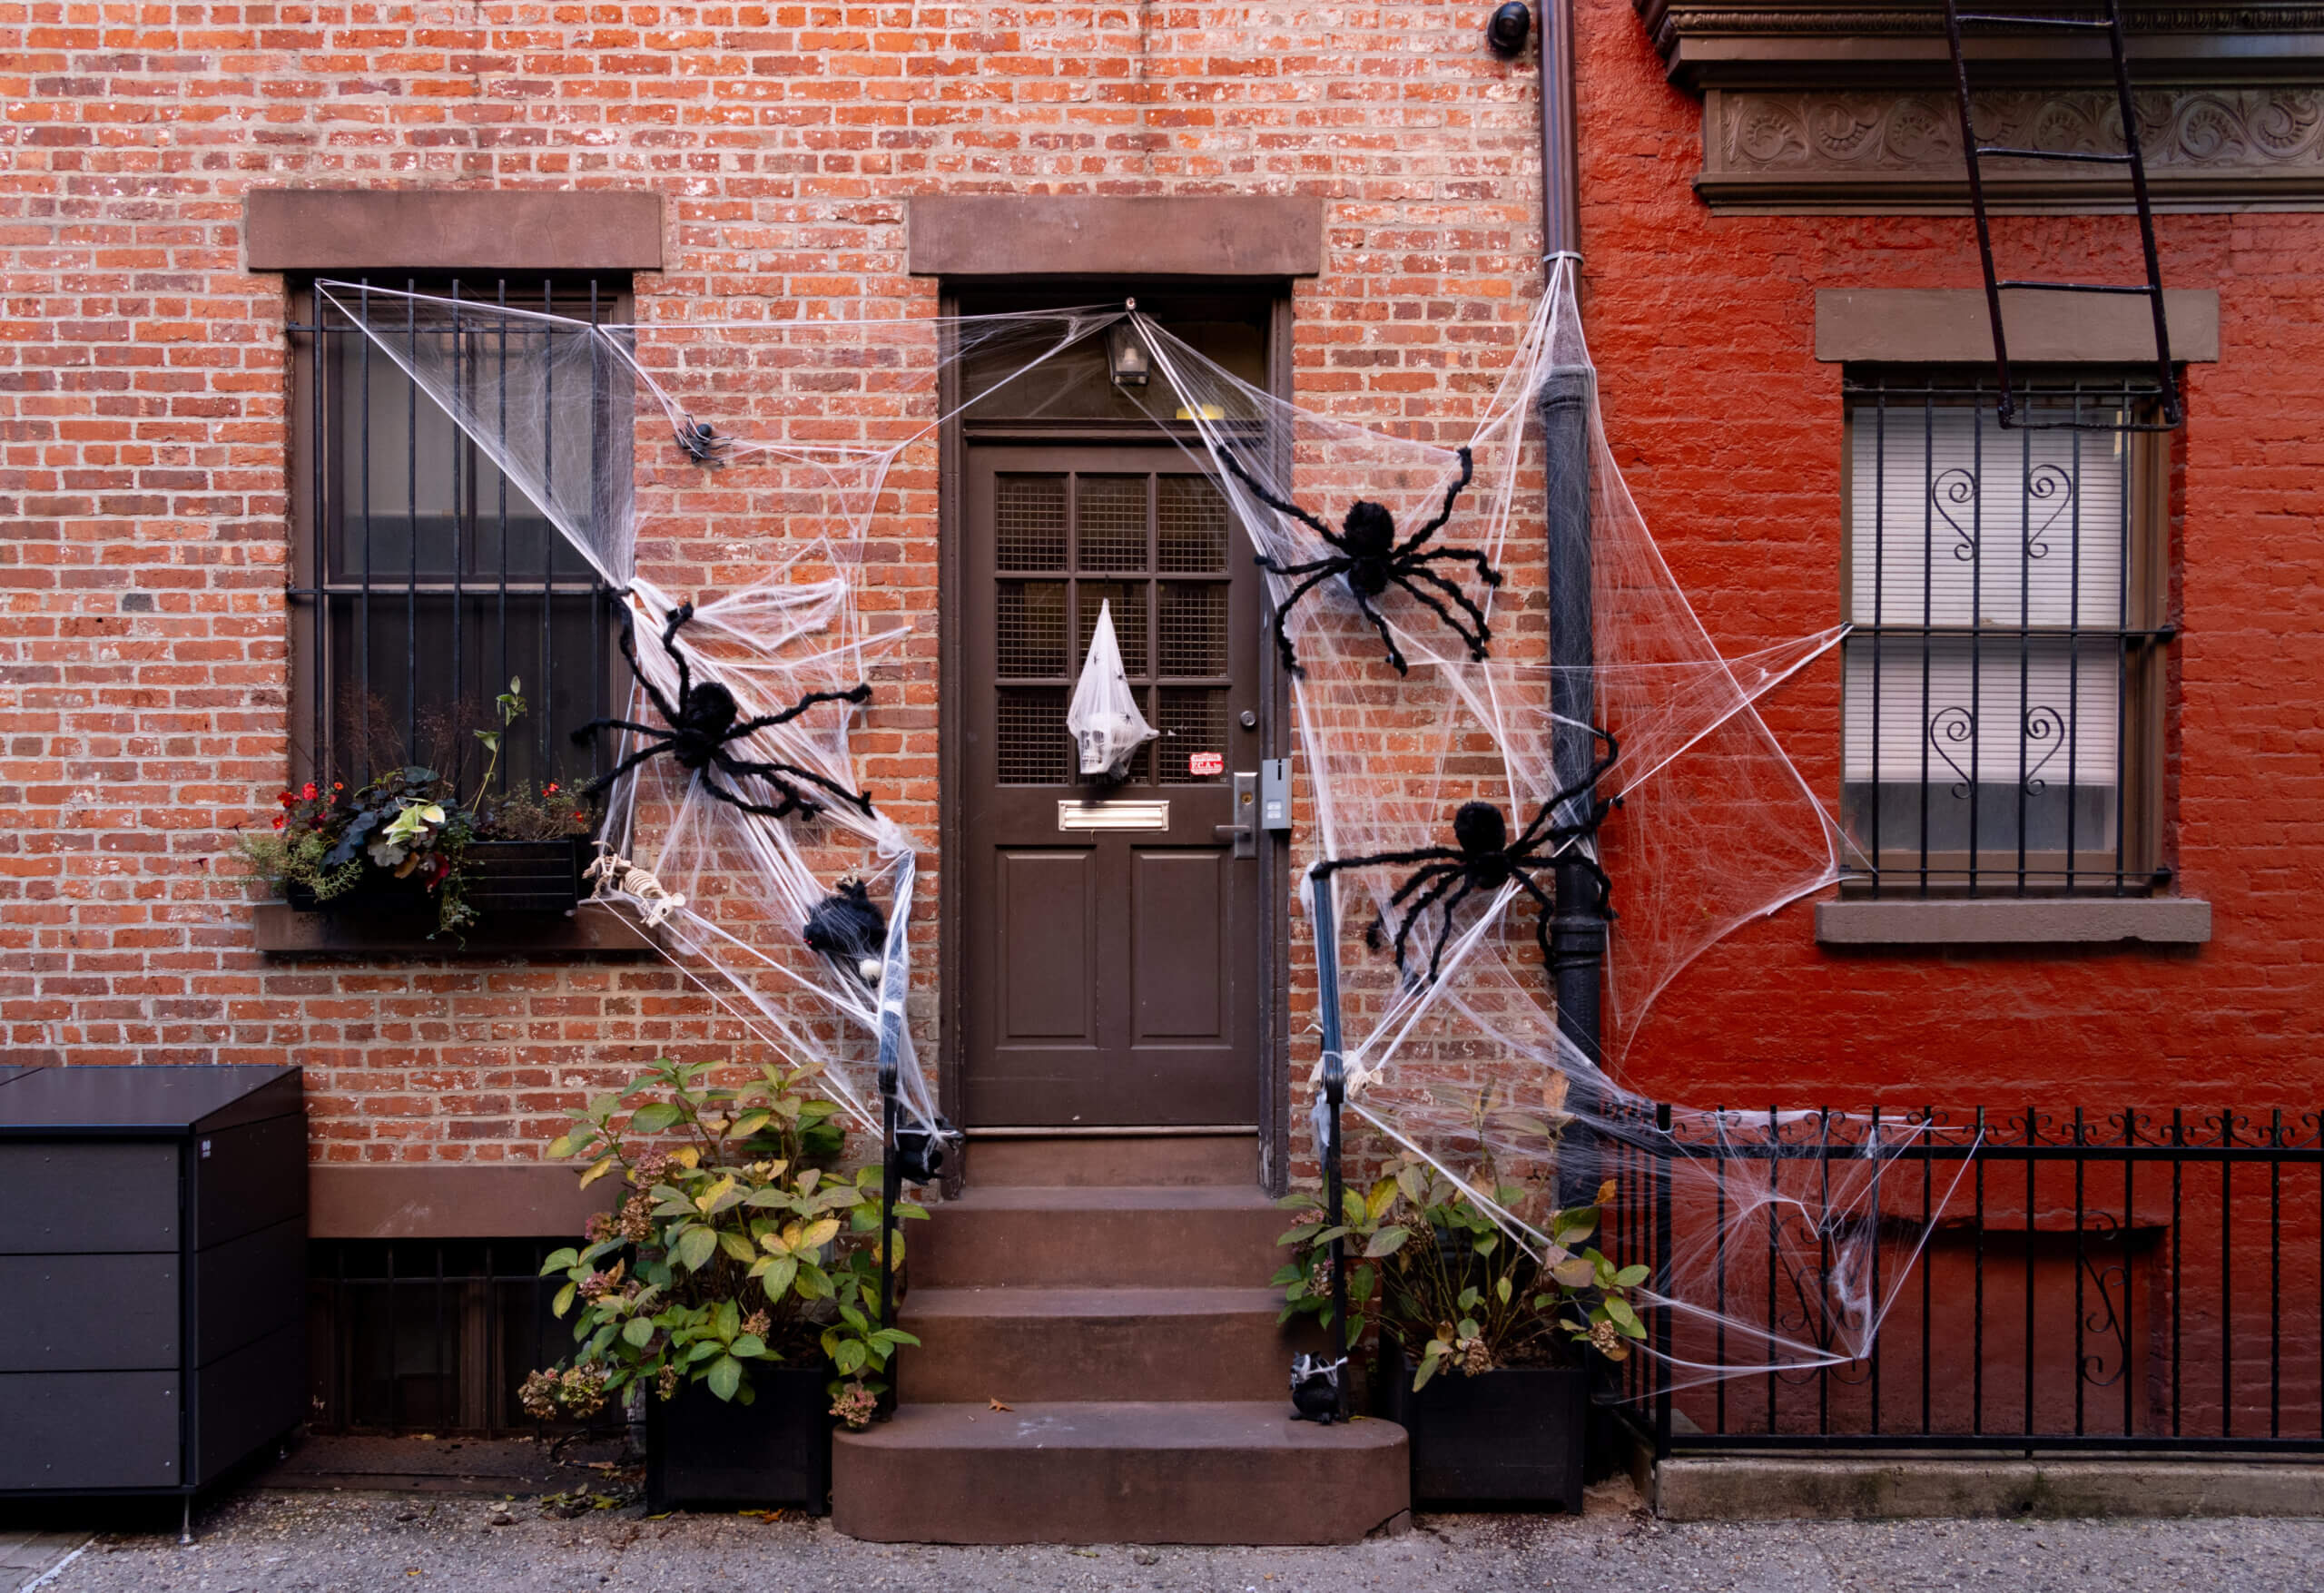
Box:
[936,283,1296,1192]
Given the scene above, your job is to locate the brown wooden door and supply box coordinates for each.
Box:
[960,446,1265,1126]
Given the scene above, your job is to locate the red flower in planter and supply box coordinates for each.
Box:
[300,782,319,801]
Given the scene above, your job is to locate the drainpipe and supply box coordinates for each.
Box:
[1532,0,1608,1185]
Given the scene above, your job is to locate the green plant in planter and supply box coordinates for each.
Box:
[238,678,594,936]
[1275,1155,1648,1390]
[522,1057,924,1430]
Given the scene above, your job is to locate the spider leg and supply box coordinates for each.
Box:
[694,765,811,821]
[610,609,684,730]
[1384,856,1462,910]
[1216,444,1339,542]
[1417,875,1483,987]
[1266,562,1349,677]
[727,683,874,737]
[1309,844,1462,882]
[1255,552,1346,578]
[713,748,876,818]
[657,601,698,713]
[1391,445,1474,557]
[1348,585,1409,675]
[1408,545,1505,589]
[579,735,680,796]
[1396,565,1494,660]
[1512,869,1558,976]
[1510,727,1622,853]
[1386,870,1465,981]
[568,716,665,746]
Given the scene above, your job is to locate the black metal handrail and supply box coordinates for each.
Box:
[1312,870,1352,1420]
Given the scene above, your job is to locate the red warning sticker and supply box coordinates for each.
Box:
[1187,752,1225,776]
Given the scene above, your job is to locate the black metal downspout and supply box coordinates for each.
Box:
[1534,0,1606,1180]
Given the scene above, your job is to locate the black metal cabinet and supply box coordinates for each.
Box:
[0,1065,306,1497]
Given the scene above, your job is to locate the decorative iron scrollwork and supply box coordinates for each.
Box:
[1927,704,1977,797]
[1932,467,1979,561]
[2021,704,2066,794]
[2024,464,2074,560]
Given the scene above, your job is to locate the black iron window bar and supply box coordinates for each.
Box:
[1604,1107,2324,1459]
[310,1238,621,1436]
[288,277,620,788]
[1843,373,2171,898]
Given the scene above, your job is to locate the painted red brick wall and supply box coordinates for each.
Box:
[1,0,2315,1178]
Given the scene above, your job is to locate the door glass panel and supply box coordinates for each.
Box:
[1157,476,1231,573]
[1155,687,1230,785]
[1076,477,1148,572]
[996,582,1068,677]
[1078,581,1147,676]
[996,687,1070,784]
[996,476,1067,570]
[1157,583,1229,677]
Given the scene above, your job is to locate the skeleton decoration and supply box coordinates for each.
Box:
[803,876,889,987]
[1216,444,1499,676]
[1314,730,1619,988]
[572,599,877,821]
[582,850,687,929]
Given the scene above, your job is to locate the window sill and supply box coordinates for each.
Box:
[1815,897,2211,948]
[252,901,658,958]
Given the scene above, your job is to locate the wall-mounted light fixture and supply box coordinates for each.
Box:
[1485,1,1531,56]
[1106,307,1152,388]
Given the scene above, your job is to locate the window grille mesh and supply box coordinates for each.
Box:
[1075,477,1148,572]
[1077,582,1147,676]
[996,687,1071,784]
[996,476,1068,571]
[1156,688,1230,785]
[1157,583,1229,676]
[995,581,1068,678]
[1157,475,1230,573]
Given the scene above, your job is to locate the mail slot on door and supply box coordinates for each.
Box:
[1056,801,1171,832]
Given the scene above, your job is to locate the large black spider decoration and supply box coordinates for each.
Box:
[1217,444,1502,677]
[572,599,876,821]
[1312,730,1620,988]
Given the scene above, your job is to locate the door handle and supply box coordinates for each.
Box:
[1218,772,1259,859]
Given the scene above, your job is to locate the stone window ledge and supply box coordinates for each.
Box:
[253,901,656,957]
[1816,897,2212,947]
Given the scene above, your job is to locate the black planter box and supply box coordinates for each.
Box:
[288,835,588,918]
[645,1368,832,1514]
[1376,1349,1588,1510]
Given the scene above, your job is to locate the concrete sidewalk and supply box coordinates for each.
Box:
[15,1483,2324,1593]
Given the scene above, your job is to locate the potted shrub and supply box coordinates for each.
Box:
[239,678,596,936]
[521,1057,923,1513]
[1275,1157,1646,1509]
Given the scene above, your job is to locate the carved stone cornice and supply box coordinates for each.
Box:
[1639,0,2324,91]
[1699,84,2324,211]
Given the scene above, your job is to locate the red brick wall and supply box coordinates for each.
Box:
[2,0,2315,1178]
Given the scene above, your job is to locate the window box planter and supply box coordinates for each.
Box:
[644,1368,832,1514]
[286,835,590,918]
[1375,1349,1587,1510]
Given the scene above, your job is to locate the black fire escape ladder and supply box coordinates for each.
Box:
[1941,0,2185,430]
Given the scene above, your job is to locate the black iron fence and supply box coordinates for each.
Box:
[1607,1107,2324,1458]
[309,1238,602,1436]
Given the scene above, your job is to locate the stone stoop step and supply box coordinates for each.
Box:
[831,1400,1409,1545]
[832,1154,1413,1544]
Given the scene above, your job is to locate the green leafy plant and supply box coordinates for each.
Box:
[521,1057,923,1430]
[237,678,592,936]
[1275,1155,1648,1391]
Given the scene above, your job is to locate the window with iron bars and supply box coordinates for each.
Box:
[1841,372,2171,896]
[287,277,628,792]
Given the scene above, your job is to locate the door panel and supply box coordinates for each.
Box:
[1132,850,1225,1042]
[999,850,1097,1040]
[961,446,1263,1126]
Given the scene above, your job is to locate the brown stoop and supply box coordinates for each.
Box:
[831,1134,1410,1544]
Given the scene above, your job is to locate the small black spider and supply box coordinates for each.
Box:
[571,599,875,821]
[1217,444,1502,676]
[1314,730,1619,988]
